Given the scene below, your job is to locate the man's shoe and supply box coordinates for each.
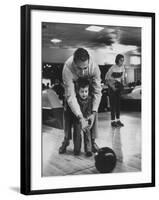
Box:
[59,140,69,154]
[116,120,124,127]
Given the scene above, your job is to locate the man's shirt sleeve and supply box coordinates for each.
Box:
[91,63,102,112]
[62,64,82,117]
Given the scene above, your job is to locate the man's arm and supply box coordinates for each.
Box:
[91,64,102,112]
[62,65,82,117]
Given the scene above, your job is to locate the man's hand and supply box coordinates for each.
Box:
[78,115,89,132]
[87,112,96,129]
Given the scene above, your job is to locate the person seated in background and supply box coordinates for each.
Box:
[72,77,93,156]
[105,54,125,128]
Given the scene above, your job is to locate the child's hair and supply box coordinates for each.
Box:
[76,77,90,91]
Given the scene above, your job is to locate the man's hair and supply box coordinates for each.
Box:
[73,48,89,63]
[115,54,124,64]
[76,77,90,90]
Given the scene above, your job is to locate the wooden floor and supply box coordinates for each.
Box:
[42,111,141,177]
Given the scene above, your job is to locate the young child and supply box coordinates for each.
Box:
[73,77,93,157]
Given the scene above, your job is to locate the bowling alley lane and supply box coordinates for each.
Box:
[42,111,141,176]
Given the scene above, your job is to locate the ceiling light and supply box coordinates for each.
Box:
[111,43,138,53]
[86,25,104,32]
[51,38,62,43]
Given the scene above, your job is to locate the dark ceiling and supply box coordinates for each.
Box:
[42,22,141,52]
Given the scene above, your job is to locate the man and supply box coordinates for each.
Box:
[59,48,102,154]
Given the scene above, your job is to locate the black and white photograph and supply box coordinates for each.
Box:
[42,22,142,177]
[20,5,155,195]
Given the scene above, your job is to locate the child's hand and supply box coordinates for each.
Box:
[87,112,96,129]
[83,118,91,133]
[79,117,89,132]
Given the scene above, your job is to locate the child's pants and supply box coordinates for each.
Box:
[63,103,98,142]
[73,120,92,153]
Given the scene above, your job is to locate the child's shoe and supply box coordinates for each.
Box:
[92,142,99,153]
[59,140,69,154]
[85,151,93,157]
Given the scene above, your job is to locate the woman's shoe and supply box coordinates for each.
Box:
[116,120,124,127]
[111,121,118,128]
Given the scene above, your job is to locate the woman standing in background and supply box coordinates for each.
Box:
[105,54,125,128]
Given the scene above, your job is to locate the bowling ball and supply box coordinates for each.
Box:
[95,147,116,173]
